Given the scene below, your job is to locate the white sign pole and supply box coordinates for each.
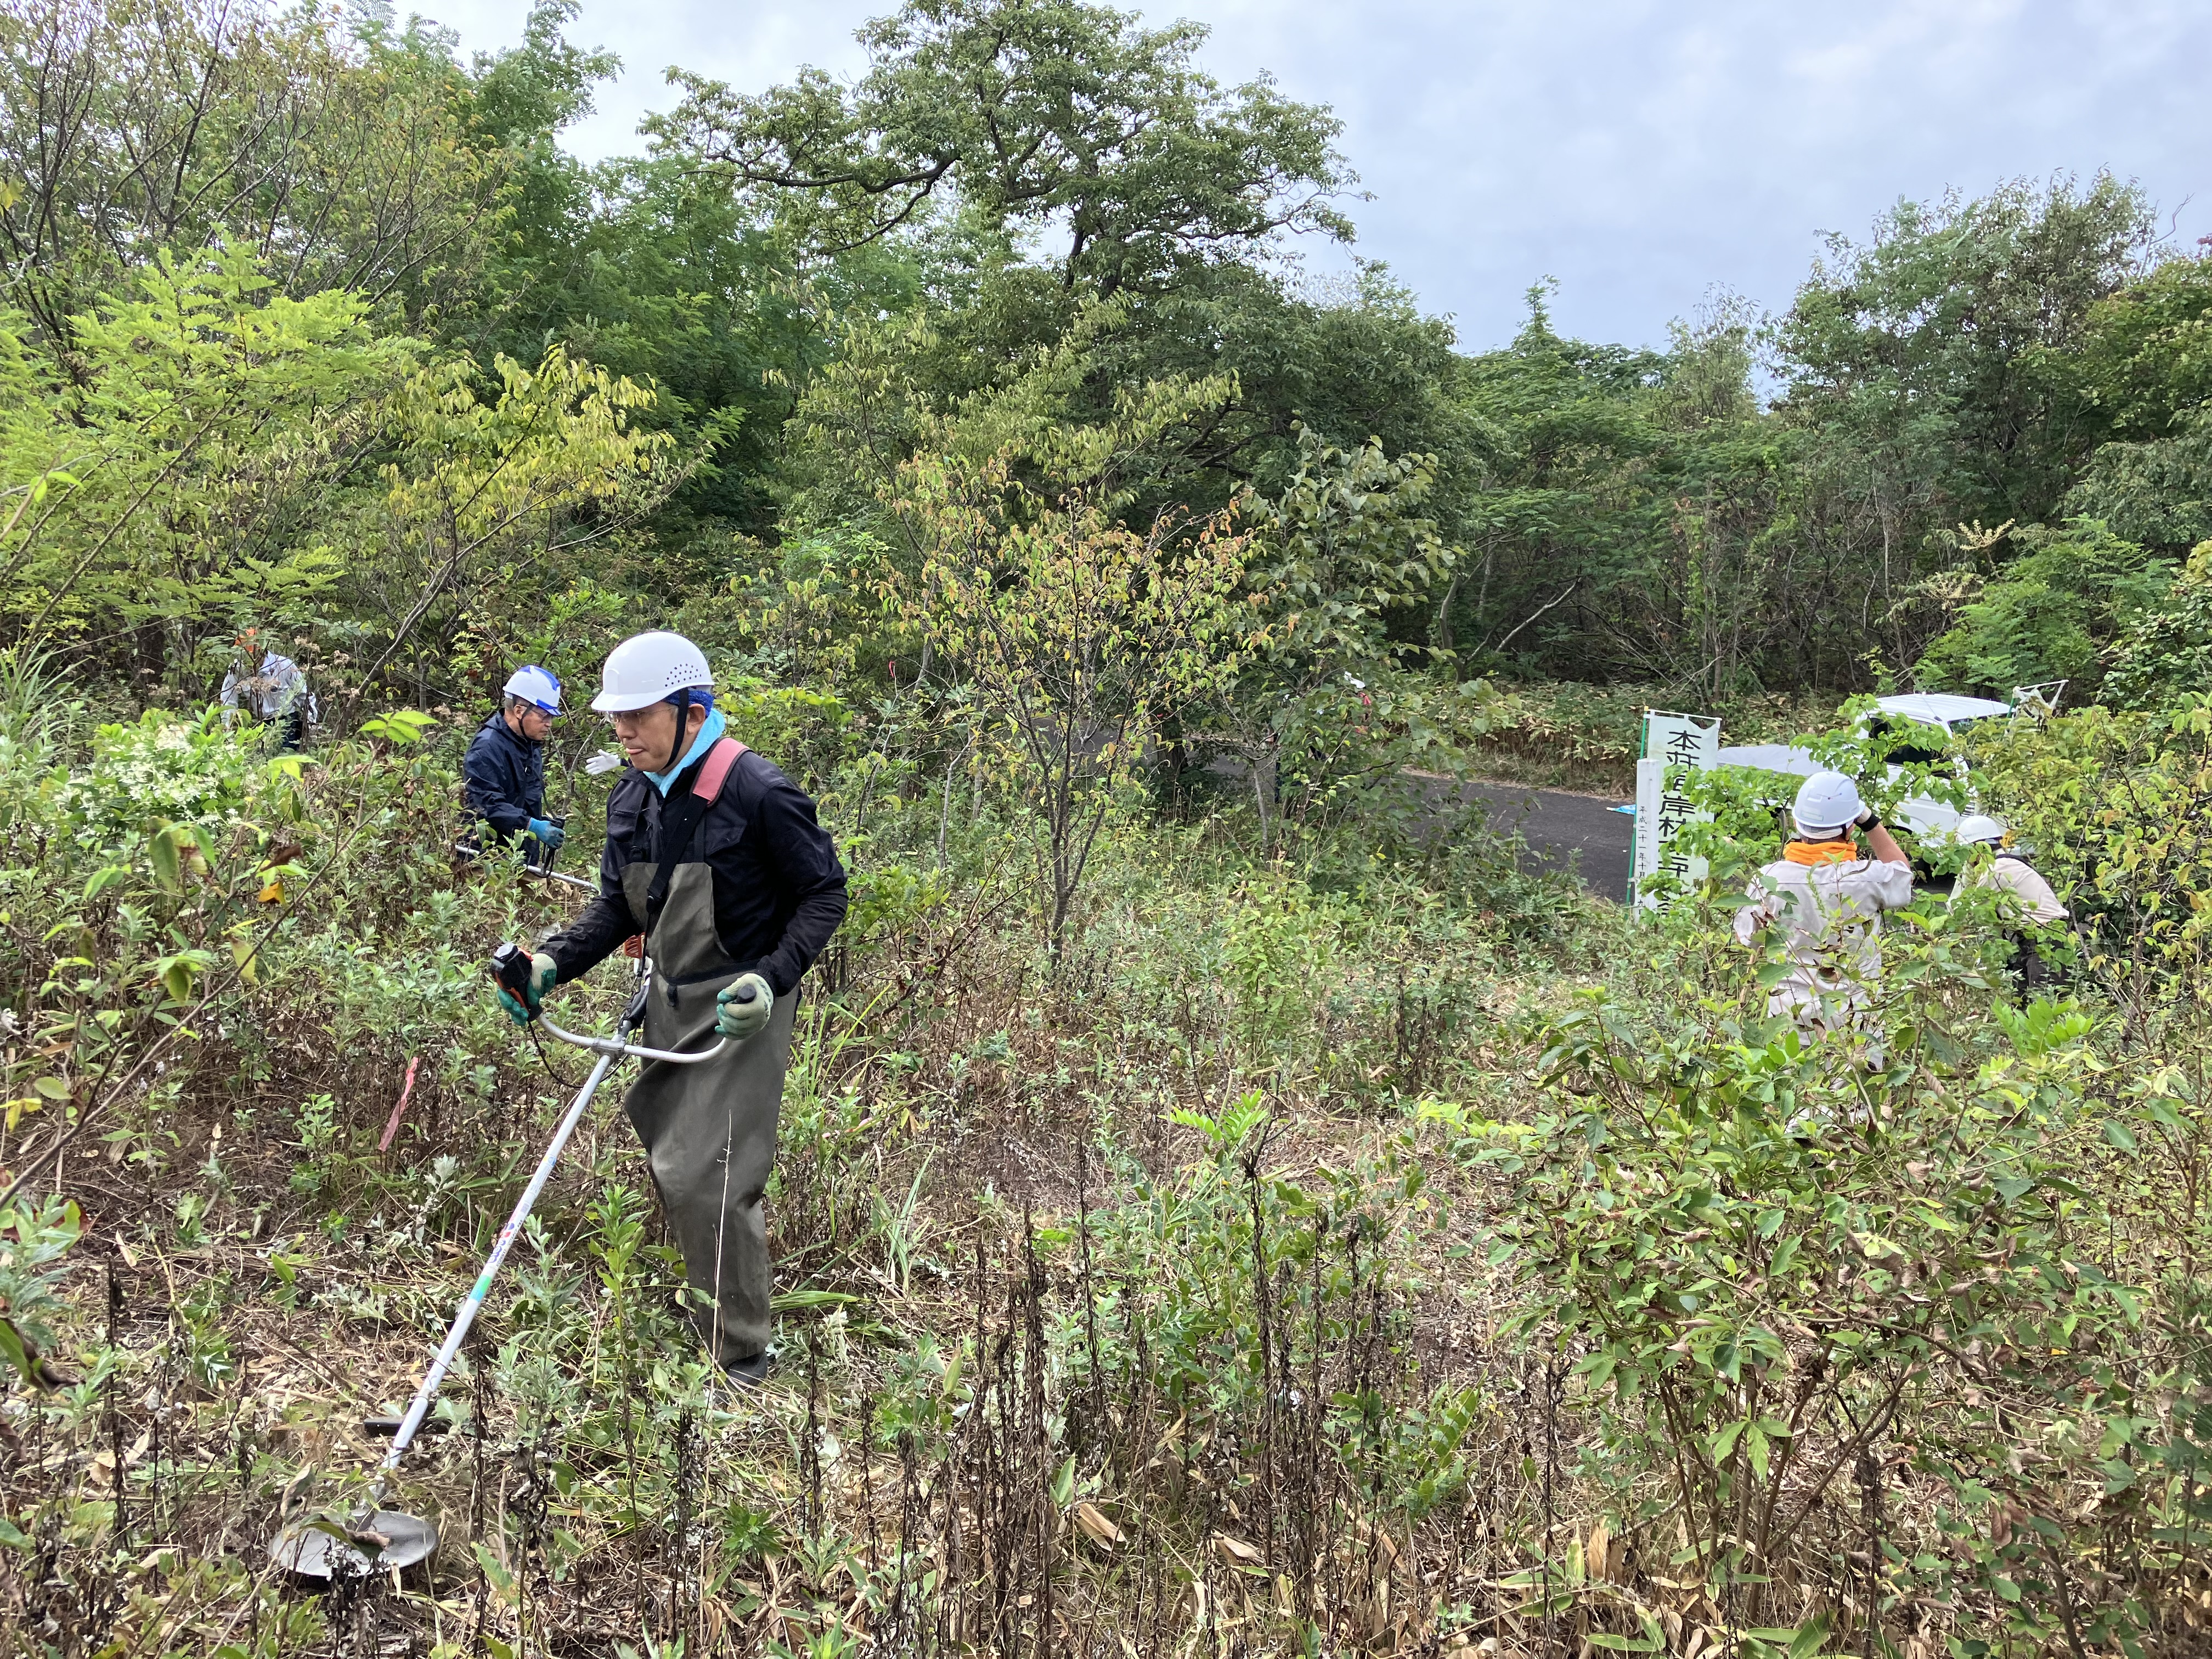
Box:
[1631,710,1721,910]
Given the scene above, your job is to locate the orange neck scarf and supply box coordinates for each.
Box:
[1782,839,1859,867]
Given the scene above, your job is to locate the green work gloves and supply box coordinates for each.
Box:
[497,952,558,1025]
[715,973,774,1042]
[527,817,566,850]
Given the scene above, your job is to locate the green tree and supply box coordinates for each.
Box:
[1215,427,1469,845]
[0,247,421,666]
[1776,175,2157,533]
[2103,540,2212,709]
[1915,517,2170,698]
[1443,289,1797,695]
[2059,254,2212,552]
[894,376,1255,960]
[0,244,679,715]
[0,0,503,345]
[647,0,1352,298]
[1766,177,2158,680]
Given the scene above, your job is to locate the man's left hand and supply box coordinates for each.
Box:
[715,973,774,1041]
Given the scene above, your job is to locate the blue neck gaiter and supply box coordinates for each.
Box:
[645,706,727,796]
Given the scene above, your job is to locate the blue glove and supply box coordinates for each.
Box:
[715,973,774,1041]
[527,818,566,851]
[496,952,558,1025]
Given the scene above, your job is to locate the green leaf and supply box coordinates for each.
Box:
[1588,1627,1664,1655]
[82,866,131,902]
[1709,1418,1746,1464]
[148,825,180,889]
[1994,1177,2036,1204]
[30,1077,68,1101]
[1049,1453,1075,1508]
[1577,1350,1618,1389]
[0,1317,44,1388]
[769,1289,858,1312]
[2101,1119,2138,1152]
[473,1541,517,1598]
[1769,1235,1801,1276]
[360,709,438,745]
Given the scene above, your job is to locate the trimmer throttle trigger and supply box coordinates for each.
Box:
[489,942,535,1000]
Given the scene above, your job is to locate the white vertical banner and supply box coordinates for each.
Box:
[1631,710,1721,910]
[1632,756,1665,906]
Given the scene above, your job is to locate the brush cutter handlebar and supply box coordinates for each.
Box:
[537,1016,727,1064]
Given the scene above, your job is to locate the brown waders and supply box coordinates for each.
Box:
[620,859,797,1366]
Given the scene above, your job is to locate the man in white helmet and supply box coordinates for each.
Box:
[462,665,566,864]
[1954,814,2068,992]
[1733,771,1915,1039]
[492,631,847,1387]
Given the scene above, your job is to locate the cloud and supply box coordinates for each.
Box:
[419,0,2209,349]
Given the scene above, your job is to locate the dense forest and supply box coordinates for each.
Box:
[4,2,2212,1655]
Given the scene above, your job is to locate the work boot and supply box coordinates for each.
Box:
[720,1350,771,1390]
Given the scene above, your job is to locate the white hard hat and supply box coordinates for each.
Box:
[590,630,713,714]
[501,664,562,715]
[1954,813,2006,845]
[1792,771,1863,837]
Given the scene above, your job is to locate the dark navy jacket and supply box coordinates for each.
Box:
[543,744,847,999]
[462,711,545,840]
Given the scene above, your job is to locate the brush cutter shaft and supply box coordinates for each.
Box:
[380,1046,619,1469]
[452,843,599,893]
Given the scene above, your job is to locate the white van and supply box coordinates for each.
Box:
[1714,693,2020,847]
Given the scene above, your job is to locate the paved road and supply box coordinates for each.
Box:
[1457,780,1635,900]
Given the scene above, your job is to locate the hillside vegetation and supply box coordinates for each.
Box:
[4,3,2212,1657]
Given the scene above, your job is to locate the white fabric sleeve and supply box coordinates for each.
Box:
[1869,859,1915,910]
[1989,859,2067,923]
[1734,877,1774,944]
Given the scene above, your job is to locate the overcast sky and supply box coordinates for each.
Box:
[417,0,2208,353]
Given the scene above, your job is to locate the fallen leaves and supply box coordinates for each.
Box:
[1073,1501,1123,1550]
[1212,1531,1263,1568]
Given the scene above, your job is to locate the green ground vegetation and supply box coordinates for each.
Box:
[5,3,2212,1656]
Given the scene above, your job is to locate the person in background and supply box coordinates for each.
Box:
[219,630,315,752]
[1734,771,1915,1043]
[462,665,566,864]
[1953,813,2069,994]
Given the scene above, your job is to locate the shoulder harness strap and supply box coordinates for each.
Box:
[642,738,751,942]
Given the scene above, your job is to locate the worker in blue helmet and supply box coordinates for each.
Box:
[462,665,566,862]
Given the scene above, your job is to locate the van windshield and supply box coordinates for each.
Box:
[1867,716,1947,765]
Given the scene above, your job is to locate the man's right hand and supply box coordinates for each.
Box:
[495,951,559,1024]
[527,817,566,851]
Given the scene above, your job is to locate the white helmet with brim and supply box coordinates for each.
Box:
[590,631,713,714]
[1792,770,1864,839]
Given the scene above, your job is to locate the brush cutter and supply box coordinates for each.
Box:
[448,751,627,895]
[268,949,753,1582]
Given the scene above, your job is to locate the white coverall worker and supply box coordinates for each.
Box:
[1734,771,1915,1039]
